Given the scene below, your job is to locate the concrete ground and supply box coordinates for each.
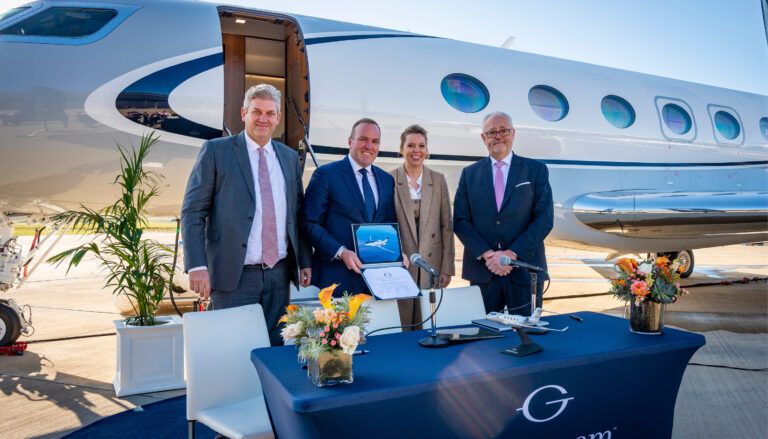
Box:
[0,234,766,438]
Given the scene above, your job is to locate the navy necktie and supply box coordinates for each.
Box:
[359,168,376,222]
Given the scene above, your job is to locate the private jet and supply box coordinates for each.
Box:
[0,0,766,345]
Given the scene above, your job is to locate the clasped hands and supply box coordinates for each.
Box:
[483,250,516,276]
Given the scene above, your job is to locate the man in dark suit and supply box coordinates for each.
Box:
[454,111,553,315]
[181,84,311,345]
[301,118,397,297]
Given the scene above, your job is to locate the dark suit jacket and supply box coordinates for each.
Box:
[181,132,311,292]
[453,154,553,285]
[300,157,396,296]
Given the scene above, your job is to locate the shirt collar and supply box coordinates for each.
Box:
[491,151,513,167]
[245,132,274,154]
[406,170,423,187]
[348,155,372,174]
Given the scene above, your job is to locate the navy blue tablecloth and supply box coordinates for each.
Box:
[251,312,704,439]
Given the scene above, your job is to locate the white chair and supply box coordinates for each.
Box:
[365,299,403,335]
[184,304,274,439]
[289,284,320,302]
[419,286,487,328]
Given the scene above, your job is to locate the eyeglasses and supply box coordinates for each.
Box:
[483,128,512,137]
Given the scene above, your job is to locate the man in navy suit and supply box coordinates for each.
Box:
[301,118,397,296]
[454,111,553,315]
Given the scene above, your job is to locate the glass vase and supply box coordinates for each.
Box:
[629,300,665,334]
[307,349,353,387]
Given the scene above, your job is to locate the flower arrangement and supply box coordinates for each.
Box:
[610,255,688,305]
[280,284,372,361]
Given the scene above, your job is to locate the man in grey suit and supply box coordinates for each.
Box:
[181,84,311,345]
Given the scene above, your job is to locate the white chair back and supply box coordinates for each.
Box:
[184,304,270,421]
[365,299,403,335]
[419,286,487,328]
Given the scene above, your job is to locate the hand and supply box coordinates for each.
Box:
[438,274,452,288]
[300,268,312,287]
[485,251,515,276]
[188,269,211,300]
[340,249,363,274]
[482,250,496,261]
[402,253,410,268]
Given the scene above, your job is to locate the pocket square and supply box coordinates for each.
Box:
[515,181,531,188]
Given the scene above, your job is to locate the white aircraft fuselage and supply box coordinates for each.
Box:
[0,0,766,256]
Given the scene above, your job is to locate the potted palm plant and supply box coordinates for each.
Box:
[48,132,185,396]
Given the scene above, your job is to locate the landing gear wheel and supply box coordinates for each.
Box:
[0,302,22,347]
[672,250,694,278]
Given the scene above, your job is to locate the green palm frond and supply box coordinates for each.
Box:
[47,132,173,326]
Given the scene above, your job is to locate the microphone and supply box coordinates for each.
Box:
[410,253,439,277]
[499,255,546,273]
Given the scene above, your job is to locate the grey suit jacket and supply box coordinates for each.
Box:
[391,165,455,289]
[181,132,310,292]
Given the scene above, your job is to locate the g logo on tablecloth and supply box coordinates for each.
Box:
[517,384,574,423]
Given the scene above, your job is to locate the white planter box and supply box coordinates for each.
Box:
[113,315,185,397]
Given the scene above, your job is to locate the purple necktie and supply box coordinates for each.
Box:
[258,147,279,268]
[494,161,506,211]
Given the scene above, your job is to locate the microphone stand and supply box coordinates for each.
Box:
[418,272,449,348]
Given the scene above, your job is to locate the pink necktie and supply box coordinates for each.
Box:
[494,161,505,211]
[258,147,279,268]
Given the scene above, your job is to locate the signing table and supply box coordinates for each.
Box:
[251,312,704,439]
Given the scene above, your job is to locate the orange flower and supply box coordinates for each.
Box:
[286,304,299,313]
[656,255,670,267]
[318,283,338,309]
[348,294,372,320]
[631,280,650,297]
[616,258,637,276]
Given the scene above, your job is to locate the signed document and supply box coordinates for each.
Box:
[362,266,420,299]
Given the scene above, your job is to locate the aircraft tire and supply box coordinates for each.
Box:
[0,301,21,347]
[673,250,694,278]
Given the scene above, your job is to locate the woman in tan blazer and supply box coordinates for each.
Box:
[391,124,455,328]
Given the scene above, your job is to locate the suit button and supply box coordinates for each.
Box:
[248,216,253,221]
[428,252,432,257]
[496,221,500,225]
[431,233,436,238]
[242,244,247,248]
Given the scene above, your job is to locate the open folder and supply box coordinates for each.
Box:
[352,223,419,300]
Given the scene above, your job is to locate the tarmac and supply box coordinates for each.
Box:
[0,233,766,439]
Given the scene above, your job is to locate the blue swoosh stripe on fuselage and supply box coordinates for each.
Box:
[117,52,224,140]
[310,145,768,167]
[304,34,438,45]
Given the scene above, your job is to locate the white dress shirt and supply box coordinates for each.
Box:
[244,135,288,265]
[406,171,423,200]
[490,151,514,187]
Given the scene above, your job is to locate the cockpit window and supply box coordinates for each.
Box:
[0,7,117,37]
[0,7,30,22]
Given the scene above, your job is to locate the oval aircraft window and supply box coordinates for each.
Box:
[662,103,692,135]
[440,73,489,113]
[759,117,768,140]
[601,95,635,129]
[714,111,740,140]
[528,85,569,121]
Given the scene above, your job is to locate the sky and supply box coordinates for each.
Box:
[3,0,767,94]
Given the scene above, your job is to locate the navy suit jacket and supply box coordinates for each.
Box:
[453,154,554,285]
[301,157,396,296]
